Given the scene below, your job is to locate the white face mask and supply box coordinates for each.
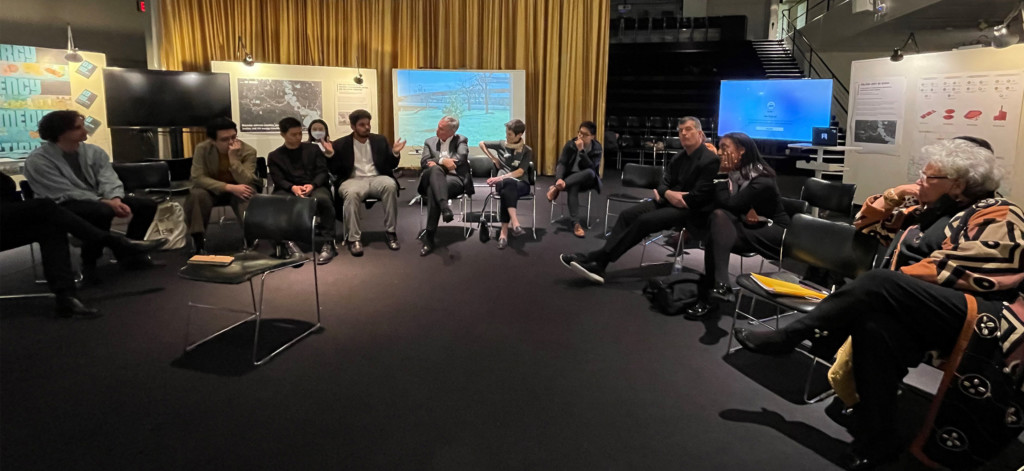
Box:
[311,131,326,141]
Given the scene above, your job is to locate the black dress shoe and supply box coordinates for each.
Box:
[684,301,713,320]
[420,240,434,256]
[316,242,336,265]
[348,240,364,257]
[441,207,454,223]
[385,232,400,250]
[733,328,800,355]
[709,282,735,303]
[55,296,101,318]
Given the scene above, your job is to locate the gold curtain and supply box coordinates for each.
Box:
[158,0,609,175]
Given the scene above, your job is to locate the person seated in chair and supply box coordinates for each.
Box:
[0,172,163,317]
[478,119,533,250]
[559,116,719,284]
[418,116,471,256]
[268,117,336,264]
[733,137,1023,470]
[329,109,404,256]
[185,117,259,254]
[24,110,159,283]
[547,120,602,238]
[686,132,789,320]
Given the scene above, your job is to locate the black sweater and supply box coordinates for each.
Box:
[267,142,329,192]
[657,144,720,213]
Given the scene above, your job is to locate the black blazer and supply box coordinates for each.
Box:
[555,139,603,193]
[657,144,720,213]
[328,133,400,190]
[421,134,473,195]
[267,142,329,192]
[714,174,790,227]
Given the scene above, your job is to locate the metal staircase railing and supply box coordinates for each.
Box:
[779,1,851,125]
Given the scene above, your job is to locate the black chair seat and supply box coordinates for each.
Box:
[735,273,822,314]
[606,192,650,203]
[178,251,309,285]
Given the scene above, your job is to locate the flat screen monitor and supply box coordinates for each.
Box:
[717,79,832,141]
[103,68,231,127]
[392,69,527,146]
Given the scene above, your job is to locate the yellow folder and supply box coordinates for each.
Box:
[749,273,828,300]
[187,255,235,266]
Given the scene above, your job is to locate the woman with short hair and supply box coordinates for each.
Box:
[478,119,533,249]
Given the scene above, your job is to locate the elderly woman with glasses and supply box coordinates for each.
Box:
[734,137,1023,469]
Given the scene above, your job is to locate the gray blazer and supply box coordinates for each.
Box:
[421,134,473,194]
[24,142,124,203]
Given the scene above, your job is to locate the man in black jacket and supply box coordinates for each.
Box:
[559,117,720,284]
[329,109,405,256]
[418,116,471,256]
[547,120,603,238]
[268,117,336,264]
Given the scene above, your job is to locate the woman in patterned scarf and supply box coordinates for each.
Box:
[734,137,1023,470]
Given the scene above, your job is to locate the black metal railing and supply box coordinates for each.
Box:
[778,0,851,125]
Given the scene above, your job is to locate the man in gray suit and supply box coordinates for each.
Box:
[417,116,472,256]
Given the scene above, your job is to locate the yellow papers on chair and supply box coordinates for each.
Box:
[749,273,827,300]
[187,255,234,266]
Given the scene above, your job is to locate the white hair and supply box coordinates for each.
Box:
[442,116,460,132]
[921,138,1002,199]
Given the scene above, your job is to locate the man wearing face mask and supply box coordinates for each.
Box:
[186,117,259,254]
[417,116,471,256]
[268,117,336,264]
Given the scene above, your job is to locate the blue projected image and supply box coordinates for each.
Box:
[394,70,512,145]
[717,79,832,141]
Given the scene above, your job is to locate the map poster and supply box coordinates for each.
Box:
[0,45,74,158]
[850,77,906,156]
[238,78,323,133]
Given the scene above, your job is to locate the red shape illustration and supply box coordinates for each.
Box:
[920,110,936,119]
[943,115,954,120]
[945,109,956,114]
[993,106,1007,121]
[964,110,982,120]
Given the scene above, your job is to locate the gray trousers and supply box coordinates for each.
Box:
[338,175,398,241]
[184,187,251,234]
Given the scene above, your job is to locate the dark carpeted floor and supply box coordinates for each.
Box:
[2,169,1021,470]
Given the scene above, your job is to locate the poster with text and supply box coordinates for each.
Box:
[911,70,1022,194]
[850,77,906,156]
[335,82,372,131]
[0,44,109,169]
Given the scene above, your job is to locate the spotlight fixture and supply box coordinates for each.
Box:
[237,36,255,66]
[353,53,364,84]
[993,1,1024,48]
[64,24,83,63]
[890,32,919,62]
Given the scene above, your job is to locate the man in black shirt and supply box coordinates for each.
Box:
[268,117,336,264]
[560,117,720,284]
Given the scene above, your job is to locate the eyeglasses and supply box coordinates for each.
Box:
[577,131,592,138]
[918,171,950,181]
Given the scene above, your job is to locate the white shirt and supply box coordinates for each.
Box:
[437,135,453,172]
[351,138,378,178]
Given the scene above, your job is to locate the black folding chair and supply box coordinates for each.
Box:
[178,195,322,366]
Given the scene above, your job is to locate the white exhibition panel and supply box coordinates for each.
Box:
[846,45,1024,201]
[210,61,378,159]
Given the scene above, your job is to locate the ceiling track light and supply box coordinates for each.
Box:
[992,0,1023,48]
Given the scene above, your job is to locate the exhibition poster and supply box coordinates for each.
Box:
[850,77,906,156]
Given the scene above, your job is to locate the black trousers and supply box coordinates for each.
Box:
[703,209,785,287]
[783,269,967,454]
[418,165,465,231]
[1,199,114,296]
[588,199,690,266]
[273,187,336,238]
[561,169,597,222]
[495,179,530,223]
[60,196,157,267]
